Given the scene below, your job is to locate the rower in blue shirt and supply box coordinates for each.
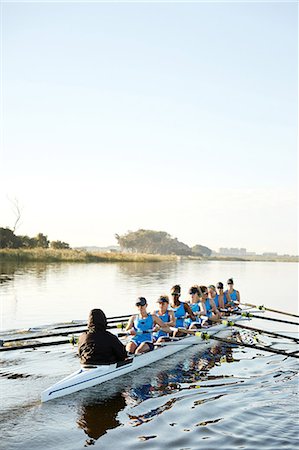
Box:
[126,297,171,355]
[169,284,196,336]
[215,282,230,313]
[184,285,207,329]
[152,295,175,342]
[225,278,240,308]
[199,286,221,323]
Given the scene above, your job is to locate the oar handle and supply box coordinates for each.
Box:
[169,327,210,339]
[117,329,154,337]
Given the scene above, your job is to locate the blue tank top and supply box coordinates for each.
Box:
[184,303,201,328]
[132,314,154,344]
[171,302,186,327]
[153,310,170,339]
[230,289,238,302]
[190,303,200,314]
[223,293,228,305]
[213,295,219,308]
[215,293,229,307]
[205,298,213,318]
[225,289,238,304]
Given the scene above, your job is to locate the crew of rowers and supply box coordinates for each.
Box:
[125,278,240,355]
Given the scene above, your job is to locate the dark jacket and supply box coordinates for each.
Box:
[78,309,127,365]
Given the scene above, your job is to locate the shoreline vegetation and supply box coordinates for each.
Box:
[0,249,179,263]
[0,248,297,263]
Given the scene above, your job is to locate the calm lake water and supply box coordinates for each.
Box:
[0,260,298,450]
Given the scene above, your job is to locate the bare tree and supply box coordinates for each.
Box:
[7,196,22,233]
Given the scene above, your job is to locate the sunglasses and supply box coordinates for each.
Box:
[158,299,168,303]
[136,302,146,307]
[171,292,180,296]
[189,291,198,295]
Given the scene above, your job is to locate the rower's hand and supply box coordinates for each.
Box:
[129,329,136,336]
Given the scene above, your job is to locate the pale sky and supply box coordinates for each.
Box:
[0,1,298,254]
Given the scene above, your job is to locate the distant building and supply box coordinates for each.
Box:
[76,245,120,253]
[262,252,278,257]
[218,248,247,256]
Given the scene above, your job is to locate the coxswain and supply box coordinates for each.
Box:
[78,309,127,366]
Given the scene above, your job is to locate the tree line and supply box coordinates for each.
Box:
[0,228,70,250]
[1,227,212,256]
[115,229,212,256]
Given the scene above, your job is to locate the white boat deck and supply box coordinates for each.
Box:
[41,316,240,402]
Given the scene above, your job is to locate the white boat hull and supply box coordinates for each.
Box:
[41,317,239,402]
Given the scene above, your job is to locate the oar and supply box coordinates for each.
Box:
[172,327,299,359]
[231,322,299,343]
[117,329,154,338]
[0,316,131,346]
[51,315,131,330]
[288,349,299,356]
[240,303,299,319]
[212,335,299,359]
[0,338,73,352]
[235,311,299,326]
[0,329,152,352]
[0,322,128,346]
[0,328,88,345]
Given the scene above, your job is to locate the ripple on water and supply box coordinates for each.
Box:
[96,345,299,450]
[1,336,298,450]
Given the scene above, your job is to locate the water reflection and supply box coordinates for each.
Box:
[0,260,298,450]
[0,261,55,281]
[116,261,180,282]
[0,262,19,285]
[124,346,235,427]
[1,259,297,332]
[75,342,235,444]
[77,393,126,446]
[0,274,13,284]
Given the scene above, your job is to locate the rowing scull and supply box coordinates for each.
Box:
[41,312,242,402]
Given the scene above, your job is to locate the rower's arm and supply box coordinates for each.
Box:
[210,298,219,313]
[153,314,172,333]
[184,303,196,321]
[125,316,135,331]
[199,301,207,316]
[199,302,207,316]
[218,295,225,309]
[236,291,240,304]
[168,310,176,327]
